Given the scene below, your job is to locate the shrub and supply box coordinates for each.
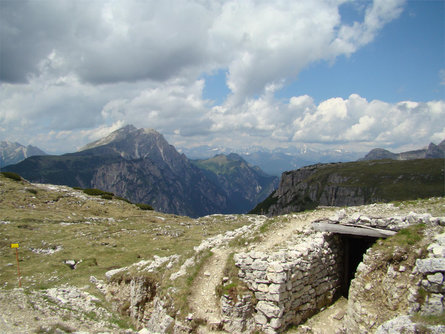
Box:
[115,196,133,204]
[82,188,114,197]
[135,203,154,211]
[101,194,113,200]
[1,171,22,181]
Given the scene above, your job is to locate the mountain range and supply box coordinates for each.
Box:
[182,140,445,176]
[0,141,47,167]
[360,140,445,161]
[2,125,278,217]
[250,139,445,215]
[181,145,364,176]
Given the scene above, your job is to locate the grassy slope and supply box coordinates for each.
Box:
[1,172,445,330]
[309,159,444,200]
[1,151,122,187]
[0,174,254,291]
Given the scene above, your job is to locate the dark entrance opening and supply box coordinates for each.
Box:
[341,235,378,297]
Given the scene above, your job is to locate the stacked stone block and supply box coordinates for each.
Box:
[233,231,343,333]
[414,231,445,316]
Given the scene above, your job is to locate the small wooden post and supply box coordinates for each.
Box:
[11,243,21,288]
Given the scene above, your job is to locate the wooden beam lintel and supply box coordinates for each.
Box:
[312,222,397,238]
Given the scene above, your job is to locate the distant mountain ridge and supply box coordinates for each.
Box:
[361,140,445,161]
[3,125,278,217]
[0,141,47,167]
[192,153,278,213]
[181,145,364,176]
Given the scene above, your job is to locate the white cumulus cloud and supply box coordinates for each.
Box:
[2,0,443,155]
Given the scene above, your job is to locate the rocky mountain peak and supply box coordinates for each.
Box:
[79,125,176,162]
[0,141,47,167]
[226,152,245,162]
[3,127,278,217]
[360,148,396,161]
[80,125,138,151]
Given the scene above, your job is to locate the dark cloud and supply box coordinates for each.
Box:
[0,0,213,84]
[0,0,101,82]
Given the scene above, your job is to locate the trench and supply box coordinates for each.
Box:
[235,223,395,332]
[340,235,378,297]
[284,234,380,333]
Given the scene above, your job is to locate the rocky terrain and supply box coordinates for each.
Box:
[0,141,47,167]
[1,172,444,333]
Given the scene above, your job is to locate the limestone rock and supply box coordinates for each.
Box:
[256,301,281,318]
[415,258,445,273]
[145,297,174,333]
[375,315,417,333]
[427,272,444,285]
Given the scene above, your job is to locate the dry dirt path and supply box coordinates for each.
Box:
[187,209,339,333]
[287,297,347,334]
[253,208,337,252]
[189,247,231,333]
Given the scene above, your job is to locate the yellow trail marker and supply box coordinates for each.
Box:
[11,243,22,287]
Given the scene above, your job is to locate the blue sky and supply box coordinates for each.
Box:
[204,1,445,105]
[1,0,444,154]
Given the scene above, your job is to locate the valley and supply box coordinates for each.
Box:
[2,126,278,218]
[1,128,444,333]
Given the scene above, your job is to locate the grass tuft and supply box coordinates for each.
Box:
[374,223,427,259]
[216,253,252,303]
[412,311,445,326]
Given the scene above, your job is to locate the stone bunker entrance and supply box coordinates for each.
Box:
[233,221,397,333]
[313,221,396,297]
[340,235,378,296]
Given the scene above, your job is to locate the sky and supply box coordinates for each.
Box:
[0,0,444,155]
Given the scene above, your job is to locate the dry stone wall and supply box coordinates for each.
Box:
[344,215,445,333]
[414,231,445,315]
[376,229,445,334]
[233,229,343,333]
[229,211,445,334]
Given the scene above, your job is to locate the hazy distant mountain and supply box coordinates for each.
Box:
[241,150,364,176]
[0,141,47,167]
[361,140,445,161]
[3,125,277,217]
[181,145,364,176]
